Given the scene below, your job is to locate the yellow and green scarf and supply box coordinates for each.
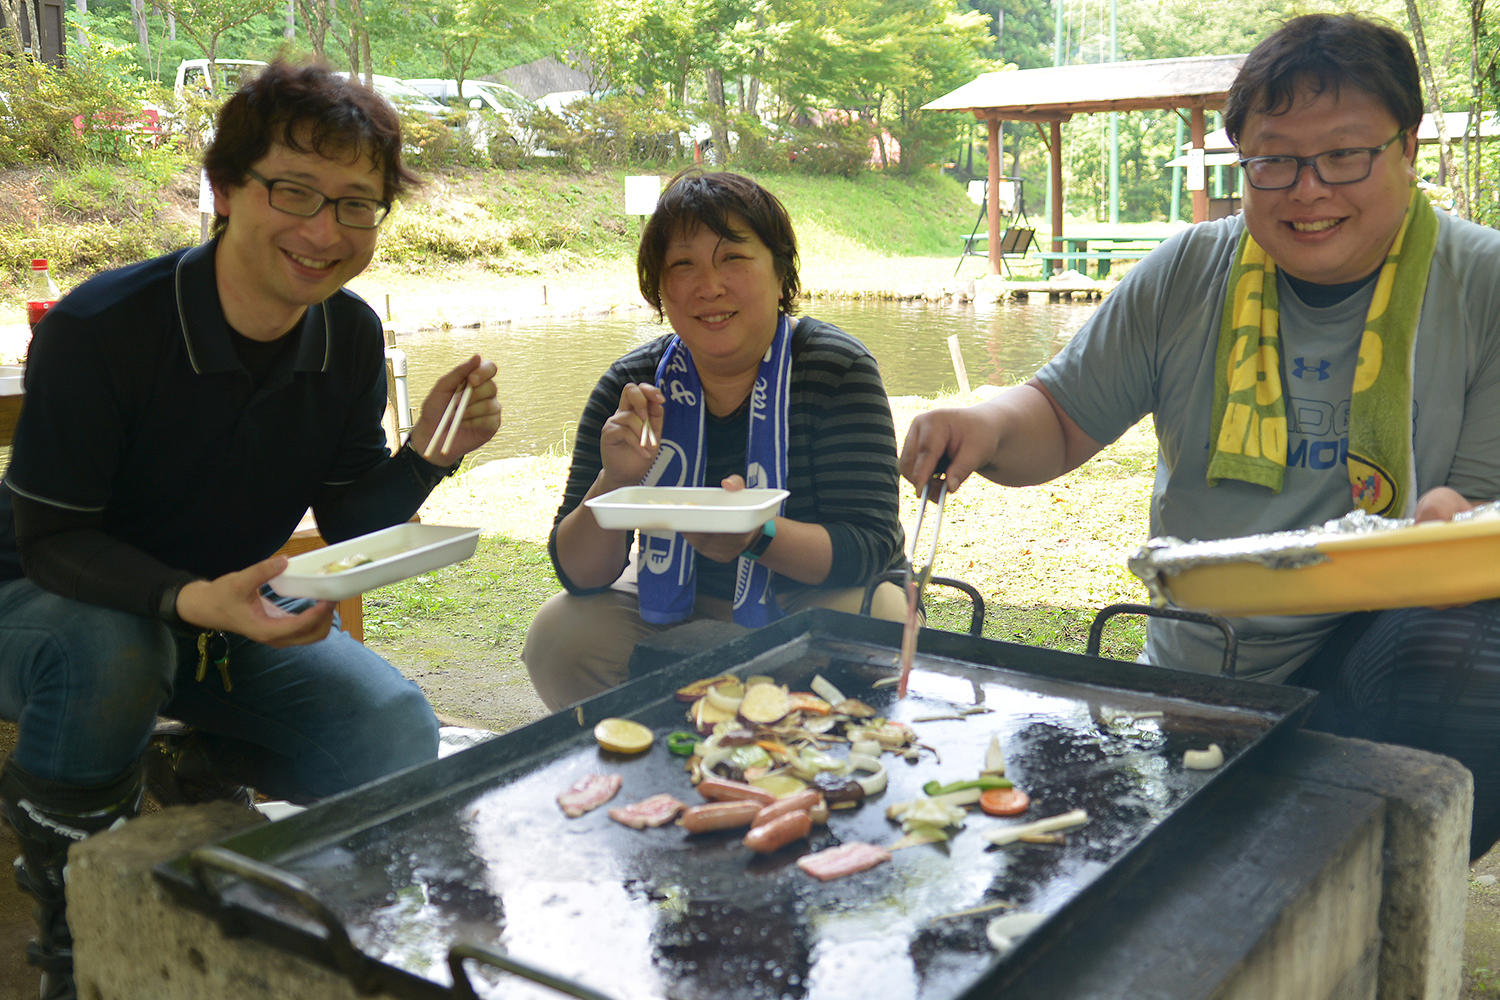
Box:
[1206,187,1438,517]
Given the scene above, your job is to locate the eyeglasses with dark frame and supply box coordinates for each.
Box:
[1237,132,1407,191]
[244,168,391,229]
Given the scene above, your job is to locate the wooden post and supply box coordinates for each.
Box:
[986,115,1002,276]
[1050,120,1064,254]
[1191,107,1208,223]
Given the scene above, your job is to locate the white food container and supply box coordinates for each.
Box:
[270,523,480,601]
[585,487,788,533]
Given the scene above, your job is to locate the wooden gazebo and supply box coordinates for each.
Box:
[924,54,1245,274]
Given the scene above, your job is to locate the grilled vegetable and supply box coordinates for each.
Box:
[739,683,791,725]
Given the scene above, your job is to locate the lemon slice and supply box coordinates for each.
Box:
[594,717,653,755]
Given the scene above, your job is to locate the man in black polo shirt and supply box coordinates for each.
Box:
[0,61,500,999]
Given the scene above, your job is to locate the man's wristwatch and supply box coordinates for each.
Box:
[742,519,776,560]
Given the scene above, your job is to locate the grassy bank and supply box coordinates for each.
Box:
[0,160,979,306]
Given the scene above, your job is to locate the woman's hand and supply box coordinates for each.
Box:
[681,476,761,563]
[598,382,666,488]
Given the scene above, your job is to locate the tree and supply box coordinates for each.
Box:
[158,0,280,73]
[1406,0,1469,217]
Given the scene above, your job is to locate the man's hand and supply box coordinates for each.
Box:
[175,555,336,647]
[1413,486,1476,523]
[899,405,995,493]
[411,355,502,464]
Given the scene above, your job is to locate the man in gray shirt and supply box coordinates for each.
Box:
[902,14,1500,860]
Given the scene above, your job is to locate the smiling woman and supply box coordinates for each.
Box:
[521,168,911,710]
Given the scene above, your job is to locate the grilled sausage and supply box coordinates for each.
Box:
[743,809,813,853]
[678,800,763,833]
[696,777,777,805]
[752,789,823,828]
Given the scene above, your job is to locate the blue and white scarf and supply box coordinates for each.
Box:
[637,314,793,627]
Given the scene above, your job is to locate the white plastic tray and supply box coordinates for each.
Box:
[270,523,479,601]
[586,487,787,533]
[0,365,23,394]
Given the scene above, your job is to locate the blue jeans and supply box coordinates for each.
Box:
[1291,598,1500,861]
[0,578,439,802]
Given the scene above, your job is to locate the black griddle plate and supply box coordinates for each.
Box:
[155,609,1313,1000]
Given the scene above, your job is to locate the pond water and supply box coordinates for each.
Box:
[396,297,1102,464]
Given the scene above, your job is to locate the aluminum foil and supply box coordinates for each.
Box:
[1128,500,1500,607]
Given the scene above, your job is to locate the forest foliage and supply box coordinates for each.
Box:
[1,0,1498,224]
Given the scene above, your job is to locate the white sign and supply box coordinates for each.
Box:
[1186,148,1207,192]
[198,168,215,213]
[624,175,662,216]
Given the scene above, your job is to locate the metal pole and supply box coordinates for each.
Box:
[1171,116,1184,223]
[1108,0,1119,224]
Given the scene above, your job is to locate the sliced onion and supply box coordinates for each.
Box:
[809,674,845,705]
[704,682,744,714]
[850,739,882,758]
[847,752,887,797]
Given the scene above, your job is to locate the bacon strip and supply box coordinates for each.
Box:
[557,773,622,817]
[797,841,892,881]
[608,793,687,829]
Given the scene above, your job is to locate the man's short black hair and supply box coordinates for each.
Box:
[1223,13,1422,147]
[203,60,421,235]
[637,168,801,317]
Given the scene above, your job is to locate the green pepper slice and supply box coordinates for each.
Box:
[666,731,700,756]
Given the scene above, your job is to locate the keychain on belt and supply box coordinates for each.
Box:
[195,630,232,691]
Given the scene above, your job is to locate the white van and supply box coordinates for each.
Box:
[173,59,269,100]
[404,78,551,154]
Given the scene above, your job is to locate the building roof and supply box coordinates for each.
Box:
[923,54,1245,120]
[489,56,592,100]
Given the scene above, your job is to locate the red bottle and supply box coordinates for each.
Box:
[27,258,60,329]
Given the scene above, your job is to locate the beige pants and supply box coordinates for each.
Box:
[523,573,908,711]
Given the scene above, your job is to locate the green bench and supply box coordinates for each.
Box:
[1036,248,1151,279]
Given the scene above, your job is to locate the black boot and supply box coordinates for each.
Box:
[0,759,143,1000]
[143,721,255,809]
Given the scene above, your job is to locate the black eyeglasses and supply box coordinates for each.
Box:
[1237,132,1406,191]
[244,168,391,229]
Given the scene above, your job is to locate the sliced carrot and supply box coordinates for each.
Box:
[755,739,792,760]
[788,692,832,715]
[979,787,1031,817]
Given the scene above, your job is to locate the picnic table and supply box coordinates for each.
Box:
[1038,234,1170,278]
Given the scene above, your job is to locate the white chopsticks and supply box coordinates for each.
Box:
[639,421,657,448]
[423,383,472,461]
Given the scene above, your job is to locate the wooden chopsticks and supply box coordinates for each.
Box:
[423,383,472,461]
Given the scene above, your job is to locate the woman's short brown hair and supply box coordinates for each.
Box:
[637,168,801,317]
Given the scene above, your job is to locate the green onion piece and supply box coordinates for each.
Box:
[922,776,1014,796]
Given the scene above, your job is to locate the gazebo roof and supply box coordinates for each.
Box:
[923,54,1246,120]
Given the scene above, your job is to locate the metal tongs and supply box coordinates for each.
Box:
[897,458,949,697]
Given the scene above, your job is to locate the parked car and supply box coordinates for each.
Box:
[173,58,269,100]
[339,73,450,118]
[405,78,554,156]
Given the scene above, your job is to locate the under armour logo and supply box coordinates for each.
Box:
[1292,357,1331,381]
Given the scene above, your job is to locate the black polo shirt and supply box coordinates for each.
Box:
[0,240,435,592]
